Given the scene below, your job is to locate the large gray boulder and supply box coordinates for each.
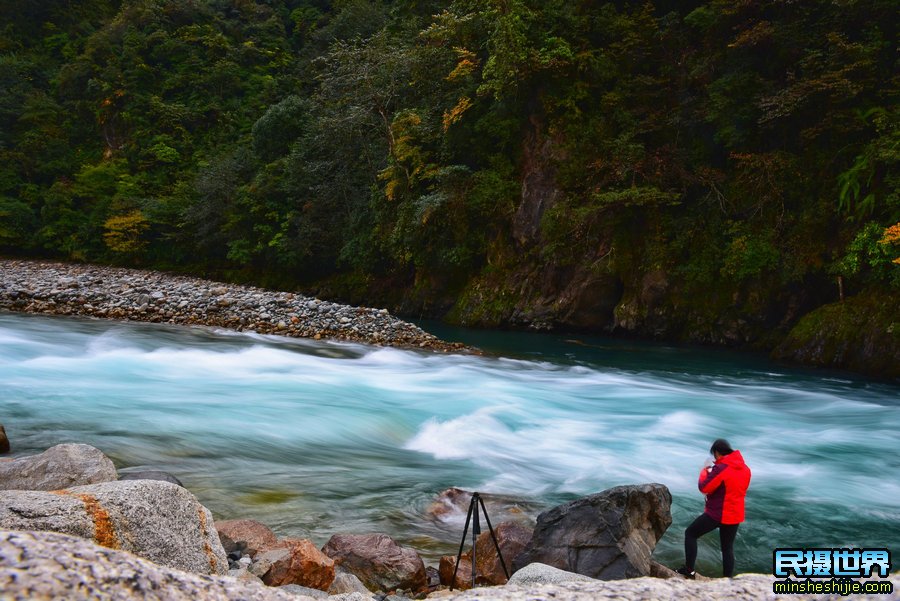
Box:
[0,479,228,575]
[0,529,302,601]
[512,484,672,580]
[321,533,427,593]
[0,443,117,490]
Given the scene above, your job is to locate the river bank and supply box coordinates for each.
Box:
[0,260,469,353]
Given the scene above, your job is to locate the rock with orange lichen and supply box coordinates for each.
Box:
[0,480,227,575]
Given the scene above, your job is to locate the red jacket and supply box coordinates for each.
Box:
[698,450,751,524]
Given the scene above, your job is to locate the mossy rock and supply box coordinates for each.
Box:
[772,293,900,379]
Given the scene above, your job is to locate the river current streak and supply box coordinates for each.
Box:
[1,312,897,573]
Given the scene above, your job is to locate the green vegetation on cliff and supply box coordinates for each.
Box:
[1,0,898,365]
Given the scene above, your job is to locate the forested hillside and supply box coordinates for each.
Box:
[1,0,898,370]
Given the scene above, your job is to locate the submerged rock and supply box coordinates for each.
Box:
[512,484,672,580]
[0,443,117,491]
[0,480,228,575]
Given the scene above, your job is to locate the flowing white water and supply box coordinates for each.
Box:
[1,312,897,573]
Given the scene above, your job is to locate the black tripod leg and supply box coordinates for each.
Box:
[450,494,476,592]
[472,493,480,588]
[478,495,510,580]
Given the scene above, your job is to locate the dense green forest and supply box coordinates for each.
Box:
[1,0,898,362]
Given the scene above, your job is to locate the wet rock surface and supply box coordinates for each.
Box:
[0,260,470,353]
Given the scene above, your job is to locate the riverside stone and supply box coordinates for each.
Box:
[0,443,117,491]
[439,522,531,589]
[0,480,228,575]
[0,529,300,601]
[256,538,335,590]
[215,519,279,558]
[328,571,373,594]
[322,533,427,593]
[3,530,890,601]
[507,563,597,586]
[0,260,471,353]
[512,484,671,580]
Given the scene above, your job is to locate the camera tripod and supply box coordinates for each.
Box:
[449,492,510,591]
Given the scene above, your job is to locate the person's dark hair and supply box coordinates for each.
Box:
[710,439,734,456]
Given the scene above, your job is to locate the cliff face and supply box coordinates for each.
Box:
[772,294,900,379]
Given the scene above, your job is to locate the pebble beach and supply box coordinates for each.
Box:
[0,259,468,352]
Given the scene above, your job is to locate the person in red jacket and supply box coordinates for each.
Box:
[677,439,751,578]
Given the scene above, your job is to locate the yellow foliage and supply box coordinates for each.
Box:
[881,222,900,245]
[881,222,900,265]
[447,47,478,82]
[103,209,149,253]
[443,96,473,132]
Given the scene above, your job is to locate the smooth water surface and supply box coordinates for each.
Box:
[1,312,898,573]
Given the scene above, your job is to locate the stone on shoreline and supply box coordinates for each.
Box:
[0,529,300,601]
[0,443,117,491]
[0,480,228,575]
[507,562,597,586]
[216,519,279,558]
[439,521,532,589]
[512,484,672,580]
[0,423,8,455]
[322,533,427,593]
[255,538,335,590]
[4,529,887,601]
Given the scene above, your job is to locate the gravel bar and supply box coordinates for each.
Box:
[0,260,470,353]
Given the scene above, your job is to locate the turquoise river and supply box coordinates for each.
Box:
[1,312,898,575]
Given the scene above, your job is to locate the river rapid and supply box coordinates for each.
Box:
[1,312,897,574]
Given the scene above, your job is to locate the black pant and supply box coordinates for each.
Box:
[685,513,740,577]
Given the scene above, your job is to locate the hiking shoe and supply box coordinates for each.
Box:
[675,566,696,579]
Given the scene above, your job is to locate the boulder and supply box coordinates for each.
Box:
[426,488,535,523]
[0,479,228,575]
[0,443,117,491]
[119,469,184,487]
[0,423,9,454]
[321,533,426,592]
[255,538,335,590]
[473,521,531,584]
[439,554,472,590]
[0,529,301,601]
[507,562,597,586]
[216,519,279,558]
[328,571,372,594]
[439,521,532,589]
[512,484,672,580]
